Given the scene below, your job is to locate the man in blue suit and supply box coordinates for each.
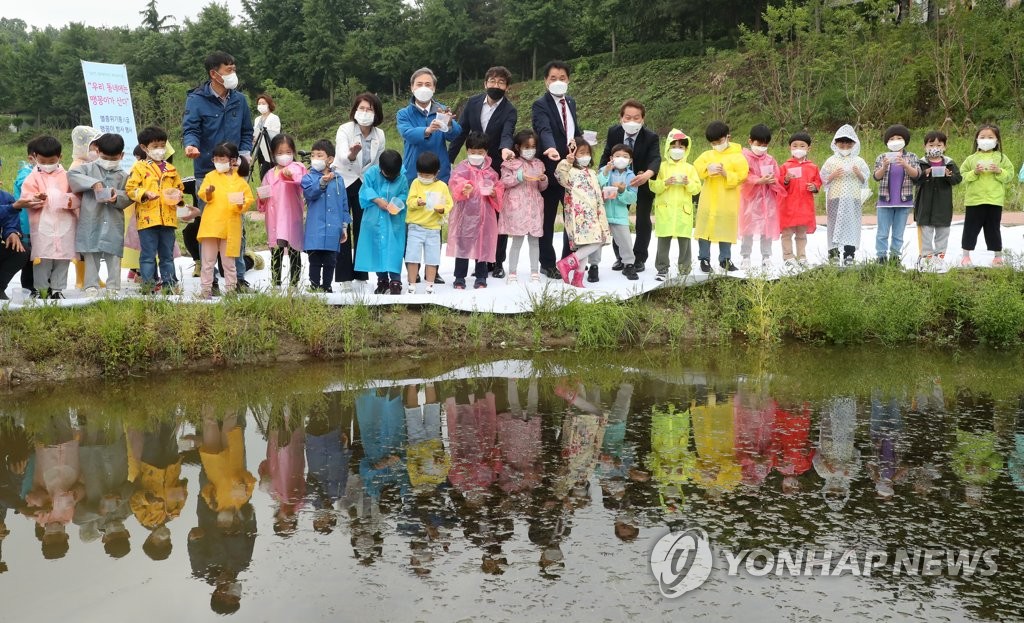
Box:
[449,66,518,278]
[532,60,584,279]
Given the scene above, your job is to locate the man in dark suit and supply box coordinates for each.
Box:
[449,66,518,278]
[532,60,585,279]
[598,99,661,273]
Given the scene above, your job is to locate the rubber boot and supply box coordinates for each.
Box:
[556,253,579,283]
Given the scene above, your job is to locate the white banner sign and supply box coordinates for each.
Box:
[80,60,139,168]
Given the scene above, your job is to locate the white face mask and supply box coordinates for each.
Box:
[311,159,327,172]
[219,72,239,90]
[576,156,591,168]
[98,158,121,171]
[521,148,536,160]
[977,138,998,151]
[886,139,906,152]
[148,148,166,162]
[413,86,434,103]
[354,110,375,127]
[214,161,231,173]
[257,103,269,115]
[621,121,642,135]
[417,175,436,185]
[837,148,852,157]
[791,148,808,159]
[467,154,486,167]
[38,163,60,173]
[275,154,294,167]
[712,141,729,152]
[669,148,686,161]
[612,156,630,170]
[547,80,568,97]
[750,145,768,156]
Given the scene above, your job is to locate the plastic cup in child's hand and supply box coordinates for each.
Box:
[94,187,115,203]
[602,186,618,200]
[162,188,182,206]
[257,185,272,199]
[425,192,441,210]
[789,167,803,179]
[228,191,245,205]
[480,182,495,196]
[931,165,947,178]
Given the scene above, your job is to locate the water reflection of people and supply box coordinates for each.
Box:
[691,389,741,497]
[188,491,257,615]
[1,417,32,572]
[649,402,693,525]
[868,390,907,499]
[772,401,815,495]
[75,414,132,557]
[24,413,83,560]
[403,383,452,575]
[306,394,352,534]
[199,406,255,533]
[812,397,860,511]
[497,378,543,498]
[905,378,945,495]
[733,381,776,489]
[127,419,188,561]
[259,403,306,536]
[951,388,1003,506]
[1010,396,1024,494]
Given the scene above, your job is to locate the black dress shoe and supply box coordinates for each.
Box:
[540,266,560,279]
[633,260,645,273]
[587,265,599,282]
[434,274,445,284]
[611,260,624,271]
[491,264,505,279]
[699,259,712,273]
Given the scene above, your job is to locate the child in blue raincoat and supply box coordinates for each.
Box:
[302,139,351,293]
[354,150,410,295]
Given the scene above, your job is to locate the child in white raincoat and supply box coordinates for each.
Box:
[820,125,870,266]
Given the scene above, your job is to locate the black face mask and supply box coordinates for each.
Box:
[486,87,505,101]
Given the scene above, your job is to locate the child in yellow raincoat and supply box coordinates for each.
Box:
[693,121,749,273]
[197,143,254,298]
[649,129,702,280]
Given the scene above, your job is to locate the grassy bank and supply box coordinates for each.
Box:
[2,262,1024,385]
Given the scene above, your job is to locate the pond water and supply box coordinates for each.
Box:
[1,350,1022,622]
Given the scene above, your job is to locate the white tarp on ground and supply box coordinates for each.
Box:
[3,220,1021,314]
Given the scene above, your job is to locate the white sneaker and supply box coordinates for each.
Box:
[761,257,772,269]
[84,287,100,297]
[530,273,541,283]
[507,273,518,284]
[407,284,416,294]
[655,271,668,282]
[783,258,799,272]
[739,257,751,270]
[425,283,434,294]
[960,254,973,267]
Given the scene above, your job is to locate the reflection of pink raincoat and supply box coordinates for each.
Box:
[446,159,504,262]
[496,412,542,494]
[259,161,308,250]
[773,404,815,477]
[734,390,777,487]
[22,167,81,260]
[265,427,307,512]
[445,393,499,493]
[739,150,785,239]
[31,440,82,525]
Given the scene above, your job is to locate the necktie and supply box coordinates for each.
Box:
[559,98,569,144]
[626,136,635,149]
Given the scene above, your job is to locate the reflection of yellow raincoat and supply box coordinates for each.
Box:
[693,142,749,243]
[649,129,702,238]
[407,439,452,488]
[691,393,741,492]
[129,460,187,528]
[200,427,256,511]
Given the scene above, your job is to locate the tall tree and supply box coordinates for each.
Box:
[139,0,176,33]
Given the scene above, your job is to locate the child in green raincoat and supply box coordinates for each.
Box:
[649,129,702,280]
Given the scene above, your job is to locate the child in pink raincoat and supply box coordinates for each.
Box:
[499,130,548,283]
[447,132,504,289]
[16,136,79,299]
[259,134,308,287]
[739,124,786,270]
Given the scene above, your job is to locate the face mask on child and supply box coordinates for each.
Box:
[418,175,436,185]
[926,147,945,158]
[791,148,808,159]
[977,138,997,152]
[521,148,536,160]
[713,142,729,152]
[98,158,121,171]
[886,139,906,152]
[467,154,486,167]
[750,145,768,156]
[669,148,686,161]
[311,159,327,172]
[214,161,231,173]
[576,156,591,168]
[148,148,166,162]
[837,148,852,157]
[38,163,60,173]
[275,154,294,167]
[612,156,630,170]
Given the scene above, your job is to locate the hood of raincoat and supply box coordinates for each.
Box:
[830,124,862,157]
[663,128,694,163]
[71,125,102,159]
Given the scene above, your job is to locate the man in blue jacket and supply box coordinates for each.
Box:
[448,66,517,278]
[182,51,254,291]
[396,68,462,183]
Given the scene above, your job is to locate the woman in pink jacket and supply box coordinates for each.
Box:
[259,134,308,287]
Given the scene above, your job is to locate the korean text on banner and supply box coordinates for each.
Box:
[81,60,139,169]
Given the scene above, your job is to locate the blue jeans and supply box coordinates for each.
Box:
[138,225,177,285]
[196,174,246,281]
[875,206,911,259]
[697,239,732,262]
